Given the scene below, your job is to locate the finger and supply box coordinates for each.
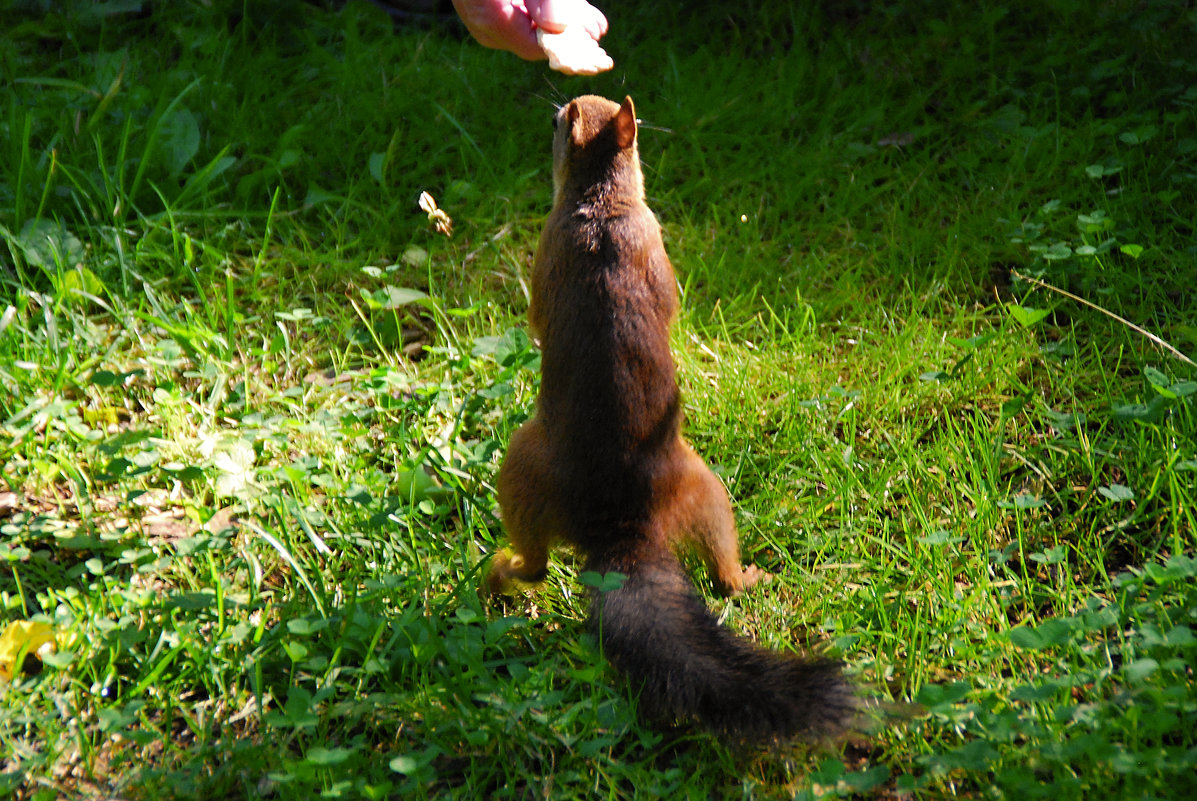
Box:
[531,0,607,40]
[525,0,569,34]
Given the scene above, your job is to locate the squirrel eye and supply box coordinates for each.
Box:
[551,114,559,130]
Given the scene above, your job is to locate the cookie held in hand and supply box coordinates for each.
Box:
[537,26,613,75]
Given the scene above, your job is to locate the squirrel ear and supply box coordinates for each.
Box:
[614,96,637,149]
[567,100,584,147]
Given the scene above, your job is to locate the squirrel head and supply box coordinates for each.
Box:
[551,95,639,204]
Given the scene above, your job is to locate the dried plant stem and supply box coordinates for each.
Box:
[1011,269,1197,368]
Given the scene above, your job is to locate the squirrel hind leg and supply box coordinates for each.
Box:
[662,444,771,596]
[491,418,559,595]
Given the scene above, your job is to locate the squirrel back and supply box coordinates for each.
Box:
[532,95,681,541]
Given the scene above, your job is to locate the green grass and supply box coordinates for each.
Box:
[1,0,1195,798]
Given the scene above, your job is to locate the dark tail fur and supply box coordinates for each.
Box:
[587,542,854,742]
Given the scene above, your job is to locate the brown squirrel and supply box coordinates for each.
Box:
[490,95,853,741]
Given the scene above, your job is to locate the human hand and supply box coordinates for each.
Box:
[450,0,611,74]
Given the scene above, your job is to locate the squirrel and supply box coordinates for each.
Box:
[489,95,854,742]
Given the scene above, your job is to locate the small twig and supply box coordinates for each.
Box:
[1011,269,1197,369]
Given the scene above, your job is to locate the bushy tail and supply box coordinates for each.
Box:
[587,542,853,742]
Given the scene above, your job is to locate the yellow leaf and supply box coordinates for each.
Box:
[0,620,56,680]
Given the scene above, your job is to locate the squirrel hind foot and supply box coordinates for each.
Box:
[486,551,549,595]
[715,563,772,597]
[738,563,771,591]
